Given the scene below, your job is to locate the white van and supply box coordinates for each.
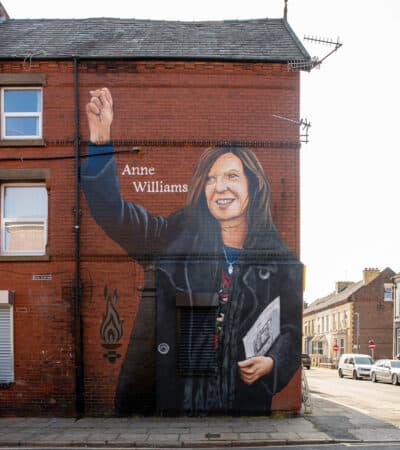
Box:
[338,353,374,380]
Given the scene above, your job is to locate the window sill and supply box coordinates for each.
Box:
[0,255,50,262]
[0,382,13,390]
[0,139,45,147]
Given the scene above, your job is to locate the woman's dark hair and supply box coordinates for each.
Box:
[185,146,278,246]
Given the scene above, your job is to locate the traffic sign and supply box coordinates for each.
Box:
[333,343,339,352]
[368,340,376,350]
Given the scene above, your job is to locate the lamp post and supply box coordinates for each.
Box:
[354,312,360,351]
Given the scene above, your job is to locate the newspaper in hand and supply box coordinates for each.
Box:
[242,296,280,359]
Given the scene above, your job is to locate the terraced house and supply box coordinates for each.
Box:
[303,268,395,367]
[0,1,310,416]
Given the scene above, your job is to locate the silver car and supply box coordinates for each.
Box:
[370,359,400,385]
[338,353,374,380]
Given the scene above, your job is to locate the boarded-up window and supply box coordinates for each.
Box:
[0,304,14,382]
[178,307,216,376]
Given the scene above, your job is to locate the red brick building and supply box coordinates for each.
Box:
[303,268,396,365]
[0,7,310,416]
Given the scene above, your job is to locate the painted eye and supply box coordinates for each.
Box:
[228,173,239,180]
[206,176,216,184]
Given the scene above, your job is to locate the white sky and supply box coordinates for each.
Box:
[3,0,400,303]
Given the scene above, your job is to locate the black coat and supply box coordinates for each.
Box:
[81,155,302,415]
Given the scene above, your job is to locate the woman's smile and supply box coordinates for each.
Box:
[215,197,235,207]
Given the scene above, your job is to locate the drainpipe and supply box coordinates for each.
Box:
[73,56,84,415]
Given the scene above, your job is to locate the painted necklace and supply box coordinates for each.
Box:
[222,245,240,275]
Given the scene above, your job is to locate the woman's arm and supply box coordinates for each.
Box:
[238,261,302,393]
[260,263,303,394]
[81,88,169,259]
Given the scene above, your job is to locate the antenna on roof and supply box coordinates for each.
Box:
[288,35,342,71]
[272,114,311,144]
[283,0,288,20]
[304,35,342,65]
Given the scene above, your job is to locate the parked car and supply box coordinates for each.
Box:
[370,359,400,385]
[301,353,311,369]
[338,353,374,380]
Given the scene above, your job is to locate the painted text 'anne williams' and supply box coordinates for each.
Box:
[121,164,188,193]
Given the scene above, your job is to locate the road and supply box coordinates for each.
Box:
[305,367,400,427]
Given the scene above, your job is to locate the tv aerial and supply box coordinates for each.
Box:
[272,115,311,144]
[288,35,343,71]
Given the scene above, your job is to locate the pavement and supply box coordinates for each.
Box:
[1,394,400,448]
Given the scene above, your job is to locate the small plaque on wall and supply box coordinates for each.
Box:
[32,274,52,281]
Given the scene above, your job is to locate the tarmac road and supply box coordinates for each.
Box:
[305,367,400,427]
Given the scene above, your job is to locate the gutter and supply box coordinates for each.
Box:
[0,55,309,64]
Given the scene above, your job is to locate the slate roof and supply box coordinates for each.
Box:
[0,18,310,62]
[303,280,365,315]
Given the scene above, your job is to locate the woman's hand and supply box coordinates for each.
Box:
[86,87,114,144]
[238,356,274,385]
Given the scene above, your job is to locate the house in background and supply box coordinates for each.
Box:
[303,268,396,367]
[392,273,400,357]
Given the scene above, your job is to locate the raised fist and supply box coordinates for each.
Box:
[86,87,114,144]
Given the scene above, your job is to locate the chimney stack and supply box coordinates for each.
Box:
[284,0,288,20]
[363,268,380,285]
[335,281,354,294]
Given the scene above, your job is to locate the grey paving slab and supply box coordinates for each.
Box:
[238,432,274,440]
[113,434,149,443]
[147,434,180,442]
[350,427,400,441]
[86,432,121,439]
[269,432,302,440]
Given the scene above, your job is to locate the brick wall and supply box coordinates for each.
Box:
[0,60,301,415]
[353,268,395,359]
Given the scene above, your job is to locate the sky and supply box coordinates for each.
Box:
[3,0,400,303]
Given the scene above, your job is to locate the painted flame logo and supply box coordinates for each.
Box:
[100,286,124,362]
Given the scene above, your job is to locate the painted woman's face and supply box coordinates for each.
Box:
[205,153,249,225]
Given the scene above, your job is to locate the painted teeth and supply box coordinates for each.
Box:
[217,199,233,205]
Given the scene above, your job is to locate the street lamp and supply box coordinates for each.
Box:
[354,312,360,351]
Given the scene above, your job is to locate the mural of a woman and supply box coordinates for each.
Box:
[81,88,302,415]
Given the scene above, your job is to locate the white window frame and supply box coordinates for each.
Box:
[1,87,42,140]
[395,281,400,321]
[1,183,48,255]
[0,291,14,383]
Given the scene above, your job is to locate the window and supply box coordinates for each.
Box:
[1,184,47,255]
[384,283,393,302]
[343,311,348,328]
[0,291,14,383]
[395,282,400,320]
[1,88,42,139]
